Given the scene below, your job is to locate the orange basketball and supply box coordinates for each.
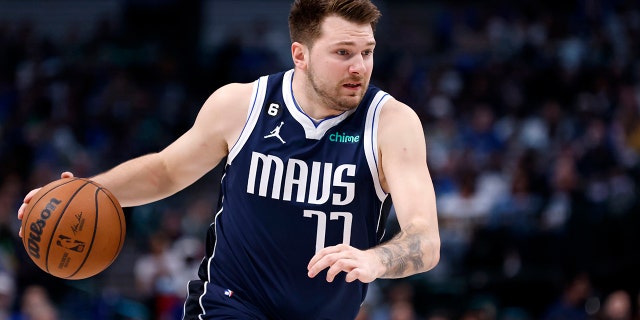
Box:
[21,177,126,280]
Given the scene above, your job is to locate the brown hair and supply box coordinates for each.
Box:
[288,0,381,47]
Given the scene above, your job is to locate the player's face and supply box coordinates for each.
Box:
[306,16,375,112]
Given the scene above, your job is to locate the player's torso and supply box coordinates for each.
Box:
[209,70,390,319]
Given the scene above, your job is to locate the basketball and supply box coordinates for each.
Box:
[21,177,126,280]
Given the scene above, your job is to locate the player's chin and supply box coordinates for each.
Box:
[335,96,363,111]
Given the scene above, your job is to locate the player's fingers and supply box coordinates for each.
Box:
[18,188,40,220]
[325,258,356,282]
[23,188,40,203]
[307,245,345,270]
[307,254,333,278]
[18,226,23,238]
[307,249,338,276]
[306,254,323,273]
[61,171,74,179]
[309,248,355,279]
[345,268,361,283]
[308,251,340,278]
[17,202,27,220]
[346,267,377,283]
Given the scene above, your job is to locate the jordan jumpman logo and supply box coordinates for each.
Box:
[264,121,286,144]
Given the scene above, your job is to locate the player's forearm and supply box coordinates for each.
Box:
[371,223,440,279]
[91,153,177,207]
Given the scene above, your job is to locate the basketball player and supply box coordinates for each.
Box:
[18,0,440,318]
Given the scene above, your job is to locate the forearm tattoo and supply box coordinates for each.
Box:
[375,230,426,278]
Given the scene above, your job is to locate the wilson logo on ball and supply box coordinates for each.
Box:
[27,197,62,259]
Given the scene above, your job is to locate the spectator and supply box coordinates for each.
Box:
[600,290,632,320]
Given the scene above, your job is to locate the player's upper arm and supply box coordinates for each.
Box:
[377,98,438,230]
[158,82,253,191]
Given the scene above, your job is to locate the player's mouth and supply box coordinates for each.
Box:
[343,82,362,90]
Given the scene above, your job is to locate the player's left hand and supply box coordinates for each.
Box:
[17,171,75,238]
[307,244,382,283]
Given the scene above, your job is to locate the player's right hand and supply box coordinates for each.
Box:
[17,171,75,238]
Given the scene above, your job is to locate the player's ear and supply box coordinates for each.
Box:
[291,42,308,70]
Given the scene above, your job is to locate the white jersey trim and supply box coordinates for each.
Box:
[364,91,390,201]
[227,76,268,164]
[190,203,223,319]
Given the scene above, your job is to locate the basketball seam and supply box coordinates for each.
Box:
[66,186,101,279]
[86,180,126,264]
[101,187,126,262]
[44,178,92,274]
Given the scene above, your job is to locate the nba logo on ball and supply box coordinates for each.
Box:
[21,178,126,280]
[56,235,86,253]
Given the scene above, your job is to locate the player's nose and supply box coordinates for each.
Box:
[349,55,366,74]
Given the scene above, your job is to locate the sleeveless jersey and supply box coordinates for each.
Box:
[197,69,391,319]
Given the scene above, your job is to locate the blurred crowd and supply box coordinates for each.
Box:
[0,0,639,319]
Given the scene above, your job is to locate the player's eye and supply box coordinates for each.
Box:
[363,50,374,56]
[337,50,349,56]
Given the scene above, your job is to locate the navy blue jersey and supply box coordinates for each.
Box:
[187,70,392,319]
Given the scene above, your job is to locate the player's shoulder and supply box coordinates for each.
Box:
[376,95,425,146]
[378,96,420,125]
[198,82,255,120]
[193,81,258,142]
[205,71,289,115]
[208,82,255,106]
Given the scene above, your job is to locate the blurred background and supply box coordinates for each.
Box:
[0,0,639,319]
